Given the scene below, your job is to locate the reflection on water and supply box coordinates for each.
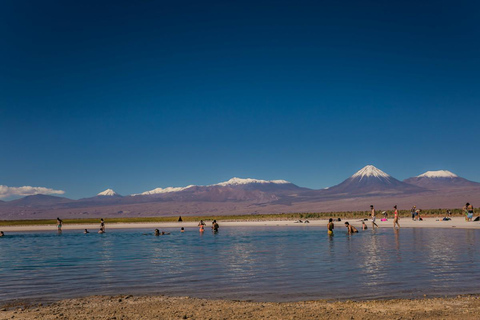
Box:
[1,226,480,303]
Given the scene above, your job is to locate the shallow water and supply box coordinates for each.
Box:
[1,226,480,303]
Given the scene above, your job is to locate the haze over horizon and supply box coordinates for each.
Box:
[2,0,479,199]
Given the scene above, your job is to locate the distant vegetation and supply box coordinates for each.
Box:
[0,208,468,226]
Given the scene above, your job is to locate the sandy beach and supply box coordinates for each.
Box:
[2,294,480,320]
[1,216,478,232]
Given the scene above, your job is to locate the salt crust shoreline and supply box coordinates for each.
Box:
[1,294,480,320]
[1,216,479,232]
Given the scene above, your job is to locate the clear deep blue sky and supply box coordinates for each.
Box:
[1,0,479,199]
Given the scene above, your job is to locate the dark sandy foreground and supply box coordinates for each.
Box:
[1,295,480,320]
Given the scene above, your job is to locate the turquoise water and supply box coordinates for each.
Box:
[1,226,480,303]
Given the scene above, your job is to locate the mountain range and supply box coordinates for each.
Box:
[1,165,479,219]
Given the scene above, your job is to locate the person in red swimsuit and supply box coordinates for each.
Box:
[393,205,400,229]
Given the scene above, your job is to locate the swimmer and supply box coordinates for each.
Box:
[181,227,185,232]
[199,224,205,232]
[100,218,105,232]
[98,228,105,234]
[327,218,334,235]
[84,229,89,234]
[212,221,219,232]
[161,231,170,235]
[344,222,358,234]
[0,231,4,237]
[154,229,160,236]
[362,221,368,230]
[56,217,63,231]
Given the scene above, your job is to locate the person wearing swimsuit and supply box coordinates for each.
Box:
[327,218,335,235]
[198,220,206,232]
[393,205,400,228]
[56,217,63,231]
[466,203,474,221]
[370,205,378,228]
[344,222,358,234]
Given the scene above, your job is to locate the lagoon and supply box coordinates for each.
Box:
[1,226,479,304]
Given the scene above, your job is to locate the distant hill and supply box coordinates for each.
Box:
[2,169,480,219]
[404,170,480,190]
[7,194,73,207]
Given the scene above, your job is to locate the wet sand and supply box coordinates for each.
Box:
[1,216,478,232]
[1,294,480,320]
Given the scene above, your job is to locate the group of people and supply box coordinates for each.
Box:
[54,218,220,235]
[410,206,423,221]
[1,204,477,238]
[327,204,403,235]
[197,220,219,232]
[327,218,359,234]
[80,218,106,234]
[370,204,400,229]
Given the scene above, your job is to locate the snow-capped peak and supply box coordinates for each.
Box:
[214,177,290,187]
[136,185,195,196]
[417,170,458,178]
[351,165,391,180]
[133,177,291,196]
[97,189,118,196]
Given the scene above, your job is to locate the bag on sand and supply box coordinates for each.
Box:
[474,216,480,222]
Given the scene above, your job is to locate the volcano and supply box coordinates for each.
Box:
[323,165,425,196]
[404,170,480,190]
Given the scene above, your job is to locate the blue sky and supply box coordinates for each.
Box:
[1,0,479,199]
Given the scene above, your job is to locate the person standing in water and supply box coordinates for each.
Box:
[393,205,400,228]
[212,220,219,232]
[327,218,335,235]
[370,205,378,228]
[56,217,63,231]
[100,218,105,232]
[362,221,368,230]
[198,220,205,232]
